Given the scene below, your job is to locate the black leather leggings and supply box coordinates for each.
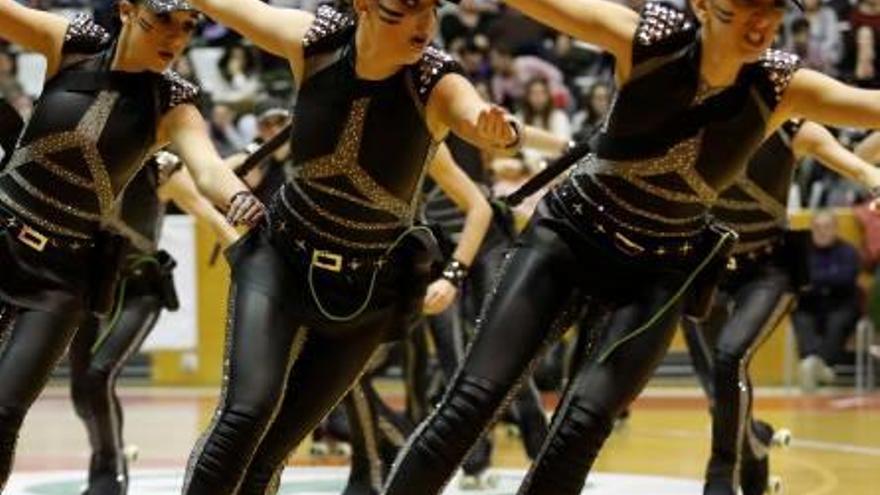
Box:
[384,206,693,494]
[682,262,794,494]
[183,229,418,495]
[0,302,83,489]
[69,284,163,494]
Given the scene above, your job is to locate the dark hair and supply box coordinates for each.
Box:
[521,77,554,128]
[584,80,611,124]
[791,18,811,36]
[104,0,134,34]
[218,44,258,82]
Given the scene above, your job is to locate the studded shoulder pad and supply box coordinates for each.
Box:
[756,50,801,106]
[409,46,463,105]
[303,5,356,57]
[160,70,200,112]
[63,13,112,55]
[633,2,696,63]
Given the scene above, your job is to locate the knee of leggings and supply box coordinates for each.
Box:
[714,350,745,384]
[418,374,507,459]
[528,402,613,493]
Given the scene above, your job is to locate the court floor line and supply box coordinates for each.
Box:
[785,454,840,495]
[643,427,880,458]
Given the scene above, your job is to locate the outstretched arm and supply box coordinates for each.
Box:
[186,0,313,79]
[855,131,880,164]
[422,143,493,315]
[776,69,880,132]
[502,0,639,80]
[158,167,241,248]
[0,0,70,77]
[160,104,264,226]
[794,121,880,190]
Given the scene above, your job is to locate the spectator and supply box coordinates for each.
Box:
[572,80,612,141]
[793,211,863,392]
[552,34,611,88]
[489,44,571,109]
[209,104,248,157]
[851,0,880,86]
[213,44,262,110]
[440,0,494,47]
[517,77,571,167]
[785,0,843,75]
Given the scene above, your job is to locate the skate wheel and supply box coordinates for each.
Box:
[772,429,792,449]
[767,476,783,494]
[124,445,139,463]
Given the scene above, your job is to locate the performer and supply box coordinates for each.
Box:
[70,151,239,495]
[0,0,261,487]
[383,1,880,494]
[180,1,561,492]
[682,120,880,495]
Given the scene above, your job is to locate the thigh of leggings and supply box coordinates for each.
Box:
[0,306,82,407]
[89,295,163,373]
[716,271,792,359]
[463,224,582,385]
[569,284,684,415]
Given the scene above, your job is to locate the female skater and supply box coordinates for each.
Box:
[180,1,548,492]
[682,120,880,495]
[384,0,880,494]
[71,150,240,495]
[0,0,261,487]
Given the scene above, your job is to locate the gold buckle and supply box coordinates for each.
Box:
[17,224,48,252]
[312,250,343,272]
[613,232,645,256]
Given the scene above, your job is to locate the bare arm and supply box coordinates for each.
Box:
[157,168,241,247]
[186,0,313,80]
[427,74,522,155]
[794,121,880,189]
[502,0,639,81]
[0,0,69,77]
[523,124,570,157]
[428,143,493,266]
[855,131,880,164]
[775,69,880,132]
[422,142,493,315]
[159,104,251,209]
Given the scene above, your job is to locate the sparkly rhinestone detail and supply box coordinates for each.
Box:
[303,6,355,50]
[144,0,195,14]
[294,99,411,220]
[0,91,120,237]
[413,46,460,100]
[636,2,693,46]
[63,14,111,54]
[759,50,800,103]
[161,70,199,110]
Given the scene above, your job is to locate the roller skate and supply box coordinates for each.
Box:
[80,453,127,495]
[741,420,790,495]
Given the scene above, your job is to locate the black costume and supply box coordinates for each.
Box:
[69,156,182,495]
[682,121,805,495]
[182,7,459,494]
[383,4,800,494]
[0,15,196,488]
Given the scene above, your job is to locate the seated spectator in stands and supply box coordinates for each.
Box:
[552,34,612,89]
[785,0,843,75]
[852,0,880,87]
[440,0,495,47]
[213,43,262,110]
[517,77,572,166]
[793,211,863,391]
[485,4,552,56]
[489,44,571,109]
[454,36,492,84]
[572,80,612,142]
[209,103,248,157]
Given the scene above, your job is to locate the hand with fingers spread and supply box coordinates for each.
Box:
[476,105,522,151]
[226,190,266,227]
